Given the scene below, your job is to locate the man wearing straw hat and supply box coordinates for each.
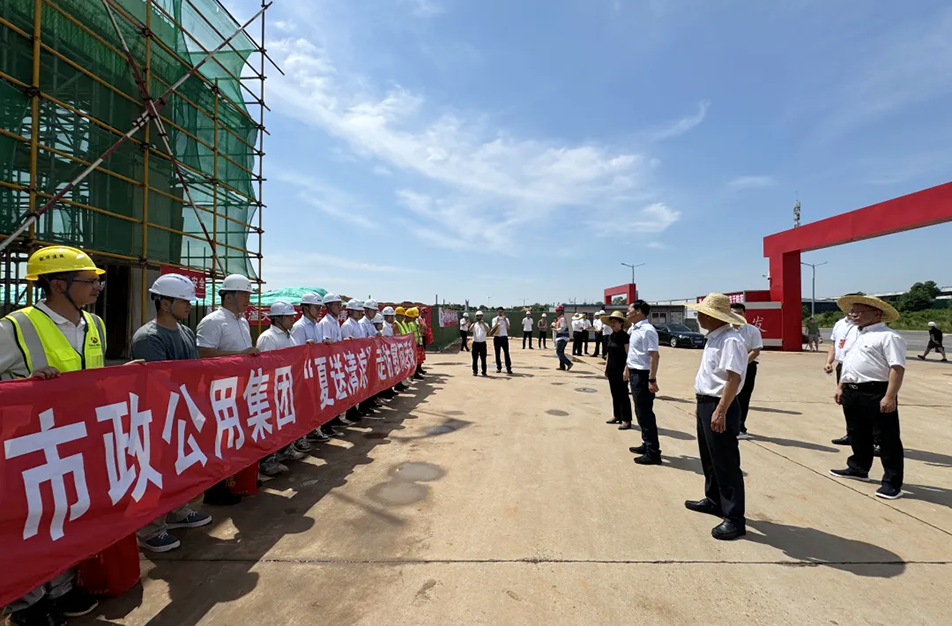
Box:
[684,293,749,541]
[829,295,907,500]
[571,313,585,356]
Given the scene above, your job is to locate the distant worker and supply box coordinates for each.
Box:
[624,300,662,464]
[522,310,534,349]
[537,313,548,349]
[470,310,490,376]
[359,299,385,416]
[256,300,309,476]
[318,293,348,437]
[918,321,947,362]
[684,294,749,541]
[459,312,470,352]
[730,302,763,441]
[341,300,369,422]
[592,310,605,358]
[571,313,585,356]
[406,307,426,379]
[132,274,212,553]
[829,296,906,500]
[0,246,108,623]
[600,308,612,360]
[291,292,330,444]
[552,305,573,370]
[491,307,512,374]
[582,313,593,354]
[805,316,820,352]
[825,313,859,446]
[196,274,258,506]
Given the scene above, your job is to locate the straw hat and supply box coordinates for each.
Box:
[572,312,585,320]
[687,293,747,326]
[601,310,631,330]
[836,294,899,323]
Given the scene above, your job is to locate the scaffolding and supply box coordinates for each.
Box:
[0,0,272,323]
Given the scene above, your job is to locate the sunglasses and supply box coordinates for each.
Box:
[54,277,105,288]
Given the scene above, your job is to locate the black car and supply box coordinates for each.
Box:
[653,323,706,349]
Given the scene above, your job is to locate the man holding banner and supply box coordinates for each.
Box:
[0,246,104,625]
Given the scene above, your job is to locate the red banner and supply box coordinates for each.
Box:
[160,265,207,300]
[0,336,415,606]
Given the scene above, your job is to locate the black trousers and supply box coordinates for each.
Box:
[843,383,903,489]
[696,397,745,524]
[582,332,589,353]
[538,330,547,348]
[523,330,533,349]
[460,330,469,351]
[630,369,659,453]
[592,334,602,357]
[472,341,487,374]
[736,361,757,434]
[608,371,632,423]
[572,331,584,355]
[493,336,511,372]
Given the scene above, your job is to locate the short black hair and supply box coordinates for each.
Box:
[730,302,746,313]
[630,299,650,316]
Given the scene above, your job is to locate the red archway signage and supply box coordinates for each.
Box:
[763,182,952,351]
[603,283,637,306]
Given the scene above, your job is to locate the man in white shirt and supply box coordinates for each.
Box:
[196,274,258,506]
[341,299,365,340]
[581,313,593,354]
[362,299,381,337]
[571,313,584,356]
[592,310,606,358]
[624,300,662,464]
[684,294,749,541]
[381,307,396,337]
[830,296,907,500]
[522,311,534,349]
[553,306,573,370]
[470,310,490,376]
[537,313,548,349]
[459,312,470,352]
[825,315,859,446]
[316,293,346,436]
[291,292,324,346]
[730,302,764,441]
[492,307,512,374]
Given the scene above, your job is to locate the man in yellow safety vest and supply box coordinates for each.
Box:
[0,245,106,624]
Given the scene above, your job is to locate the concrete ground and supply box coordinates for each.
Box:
[79,344,952,626]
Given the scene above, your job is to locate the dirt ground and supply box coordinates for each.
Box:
[77,344,952,626]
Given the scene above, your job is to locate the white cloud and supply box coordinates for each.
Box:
[647,241,666,249]
[727,175,776,190]
[273,20,295,32]
[650,100,710,141]
[404,0,443,18]
[589,203,681,236]
[373,165,393,176]
[274,170,378,229]
[267,36,661,251]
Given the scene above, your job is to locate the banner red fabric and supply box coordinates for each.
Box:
[0,336,415,606]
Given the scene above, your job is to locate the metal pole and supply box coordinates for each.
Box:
[800,261,827,318]
[621,262,645,286]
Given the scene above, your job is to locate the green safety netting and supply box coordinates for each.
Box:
[197,287,328,308]
[0,0,259,277]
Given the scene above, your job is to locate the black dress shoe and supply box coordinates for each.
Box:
[618,422,632,430]
[629,445,646,454]
[634,454,662,465]
[712,520,746,541]
[684,499,723,517]
[831,435,850,445]
[606,419,621,424]
[204,481,242,506]
[873,444,881,457]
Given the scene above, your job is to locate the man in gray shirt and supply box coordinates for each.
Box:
[131,274,213,553]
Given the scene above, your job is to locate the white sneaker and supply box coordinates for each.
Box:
[737,432,752,441]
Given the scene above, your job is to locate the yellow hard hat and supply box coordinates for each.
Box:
[395,306,406,315]
[406,307,419,319]
[26,246,104,281]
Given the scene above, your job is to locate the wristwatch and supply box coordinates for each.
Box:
[648,378,657,383]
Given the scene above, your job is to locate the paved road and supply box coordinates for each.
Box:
[84,348,952,625]
[822,328,938,356]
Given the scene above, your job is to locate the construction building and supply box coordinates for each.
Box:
[0,0,270,357]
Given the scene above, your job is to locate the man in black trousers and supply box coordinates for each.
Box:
[684,293,749,541]
[491,307,512,374]
[730,302,763,441]
[624,300,662,462]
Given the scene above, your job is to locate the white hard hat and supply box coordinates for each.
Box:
[322,292,342,305]
[541,313,547,317]
[928,321,937,327]
[597,310,606,315]
[364,299,378,310]
[346,299,364,311]
[268,300,296,317]
[475,310,484,316]
[382,306,395,316]
[220,274,255,293]
[372,314,384,324]
[301,292,323,306]
[149,273,197,301]
[463,312,469,317]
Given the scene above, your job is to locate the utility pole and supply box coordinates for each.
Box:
[621,262,645,285]
[800,261,828,316]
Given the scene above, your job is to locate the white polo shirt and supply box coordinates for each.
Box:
[840,322,906,384]
[593,318,603,335]
[735,323,764,363]
[256,325,297,352]
[360,316,378,337]
[460,318,470,332]
[381,320,395,337]
[694,324,748,398]
[291,315,323,345]
[318,313,342,343]
[571,318,582,332]
[471,320,489,343]
[492,316,509,337]
[831,317,858,363]
[196,306,252,352]
[582,318,592,332]
[341,317,363,339]
[627,319,660,370]
[523,316,533,332]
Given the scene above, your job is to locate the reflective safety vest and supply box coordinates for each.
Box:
[3,306,106,374]
[410,320,423,346]
[396,320,410,335]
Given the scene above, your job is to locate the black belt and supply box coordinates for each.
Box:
[696,394,720,404]
[843,381,888,392]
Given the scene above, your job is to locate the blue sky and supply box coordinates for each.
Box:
[227,0,952,305]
